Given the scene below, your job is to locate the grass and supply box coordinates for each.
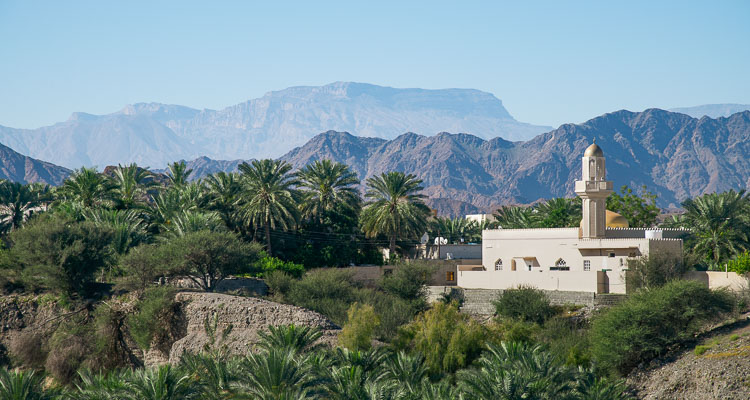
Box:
[694,345,711,356]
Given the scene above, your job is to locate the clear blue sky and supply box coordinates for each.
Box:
[1,0,748,129]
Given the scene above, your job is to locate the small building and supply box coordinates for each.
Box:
[458,141,686,294]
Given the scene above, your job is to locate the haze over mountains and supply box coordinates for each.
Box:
[669,104,750,119]
[0,82,550,169]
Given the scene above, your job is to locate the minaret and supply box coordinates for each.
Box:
[575,139,613,238]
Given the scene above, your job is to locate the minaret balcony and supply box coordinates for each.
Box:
[575,180,614,193]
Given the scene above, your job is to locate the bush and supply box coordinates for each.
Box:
[378,261,436,307]
[395,302,486,378]
[590,279,735,375]
[626,251,689,290]
[287,269,359,325]
[156,230,263,292]
[46,315,93,384]
[254,256,305,278]
[10,214,114,297]
[119,244,169,291]
[727,252,750,275]
[91,303,137,370]
[338,303,380,351]
[8,332,47,369]
[357,288,417,341]
[264,270,295,301]
[493,285,554,324]
[127,286,179,352]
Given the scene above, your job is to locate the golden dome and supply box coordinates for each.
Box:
[584,142,603,157]
[579,210,630,228]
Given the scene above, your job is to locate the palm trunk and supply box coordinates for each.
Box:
[265,218,272,255]
[389,235,396,260]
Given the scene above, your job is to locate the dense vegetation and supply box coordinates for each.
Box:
[0,161,746,398]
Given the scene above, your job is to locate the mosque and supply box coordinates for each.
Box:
[457,141,685,294]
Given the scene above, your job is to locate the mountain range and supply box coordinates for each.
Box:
[280,109,750,211]
[0,82,550,169]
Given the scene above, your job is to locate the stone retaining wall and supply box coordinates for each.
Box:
[428,286,625,316]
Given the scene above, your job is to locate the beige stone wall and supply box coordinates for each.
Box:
[685,271,749,291]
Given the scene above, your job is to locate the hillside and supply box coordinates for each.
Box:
[670,104,750,119]
[0,82,550,169]
[0,142,71,185]
[627,316,750,399]
[281,110,750,209]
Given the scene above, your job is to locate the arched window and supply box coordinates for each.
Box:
[552,258,569,271]
[495,259,503,271]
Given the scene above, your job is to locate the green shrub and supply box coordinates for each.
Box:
[378,261,436,311]
[537,316,591,367]
[590,279,735,375]
[118,243,169,291]
[357,288,417,341]
[694,345,710,356]
[395,302,486,378]
[339,303,380,351]
[287,269,359,325]
[254,256,305,278]
[727,252,750,275]
[493,285,554,324]
[154,230,263,292]
[10,214,114,297]
[264,270,295,301]
[626,251,689,290]
[127,286,179,351]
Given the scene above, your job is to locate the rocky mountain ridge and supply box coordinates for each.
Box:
[280,109,750,209]
[0,142,71,185]
[0,82,550,169]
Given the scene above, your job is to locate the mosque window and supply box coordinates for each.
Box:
[551,258,569,271]
[495,259,503,271]
[446,271,455,282]
[584,260,591,271]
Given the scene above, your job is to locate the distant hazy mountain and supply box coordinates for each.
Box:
[281,110,750,211]
[151,156,249,181]
[0,82,551,169]
[670,104,750,119]
[0,142,71,185]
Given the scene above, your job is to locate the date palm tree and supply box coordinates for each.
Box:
[166,161,193,188]
[82,208,149,255]
[256,324,323,353]
[238,348,318,400]
[296,160,361,223]
[681,190,750,267]
[59,167,114,207]
[360,172,430,257]
[534,197,581,228]
[0,181,50,233]
[0,368,58,400]
[123,365,200,400]
[493,205,535,229]
[204,172,244,232]
[111,163,157,210]
[238,159,300,254]
[430,217,478,244]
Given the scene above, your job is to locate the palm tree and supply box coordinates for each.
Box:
[74,369,130,400]
[167,161,193,188]
[204,172,244,232]
[383,352,427,397]
[360,172,430,256]
[159,210,224,240]
[123,365,200,400]
[296,160,361,223]
[493,205,535,229]
[534,197,581,228]
[59,167,114,208]
[256,324,323,353]
[111,163,157,209]
[0,181,50,233]
[82,208,150,255]
[179,352,241,400]
[430,217,478,244]
[0,368,58,400]
[681,190,750,267]
[238,348,318,399]
[457,342,574,400]
[238,159,300,254]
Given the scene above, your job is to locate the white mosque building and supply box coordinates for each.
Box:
[457,141,685,294]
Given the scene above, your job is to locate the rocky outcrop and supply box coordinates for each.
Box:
[627,316,750,399]
[166,292,339,364]
[0,143,70,185]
